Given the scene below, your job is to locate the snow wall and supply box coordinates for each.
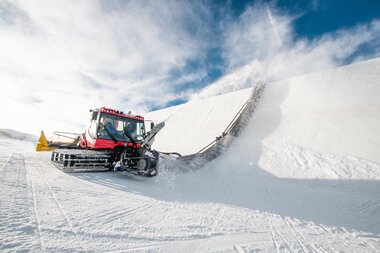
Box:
[146,58,380,177]
[145,87,253,155]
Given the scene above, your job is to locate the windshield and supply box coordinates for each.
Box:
[98,113,145,142]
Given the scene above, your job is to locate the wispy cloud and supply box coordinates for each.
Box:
[0,0,214,134]
[194,2,380,99]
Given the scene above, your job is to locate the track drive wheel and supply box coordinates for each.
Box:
[137,157,157,177]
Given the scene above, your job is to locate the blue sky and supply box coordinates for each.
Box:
[165,0,380,107]
[1,0,380,134]
[229,0,380,35]
[163,0,380,106]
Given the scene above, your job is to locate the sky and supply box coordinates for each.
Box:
[1,0,380,135]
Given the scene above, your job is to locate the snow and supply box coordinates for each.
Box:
[1,58,380,252]
[146,87,253,155]
[259,58,380,165]
[0,129,37,142]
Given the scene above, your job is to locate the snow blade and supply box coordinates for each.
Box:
[36,130,55,151]
[36,131,81,152]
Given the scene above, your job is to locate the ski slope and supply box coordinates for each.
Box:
[1,58,380,252]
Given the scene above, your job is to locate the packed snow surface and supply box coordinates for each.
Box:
[0,129,37,142]
[146,87,252,155]
[1,58,380,252]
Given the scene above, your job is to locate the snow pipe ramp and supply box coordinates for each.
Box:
[146,81,266,169]
[179,82,265,168]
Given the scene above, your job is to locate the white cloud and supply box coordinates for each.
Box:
[0,0,213,135]
[194,3,380,99]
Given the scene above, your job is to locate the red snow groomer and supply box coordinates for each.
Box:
[36,107,164,177]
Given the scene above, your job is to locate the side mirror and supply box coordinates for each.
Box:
[150,122,155,129]
[136,136,143,141]
[91,111,98,121]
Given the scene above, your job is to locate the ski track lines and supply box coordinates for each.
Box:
[1,145,379,252]
[26,157,84,252]
[25,155,207,250]
[259,174,302,253]
[259,173,379,253]
[28,157,147,251]
[0,152,41,252]
[0,151,14,171]
[16,154,266,251]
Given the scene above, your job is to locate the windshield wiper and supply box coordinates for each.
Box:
[104,124,118,143]
[123,127,136,144]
